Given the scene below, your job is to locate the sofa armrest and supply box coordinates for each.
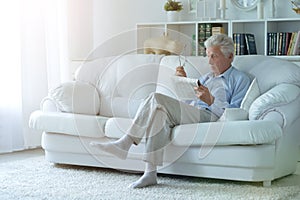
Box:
[249,83,300,126]
[261,97,300,127]
[48,81,100,115]
[40,97,61,112]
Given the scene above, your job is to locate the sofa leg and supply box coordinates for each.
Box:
[263,180,271,187]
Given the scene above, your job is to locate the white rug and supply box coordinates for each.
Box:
[1,156,300,200]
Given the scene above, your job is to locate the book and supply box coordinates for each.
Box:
[170,76,200,100]
[267,32,275,55]
[292,30,300,55]
[205,23,212,40]
[272,32,278,55]
[267,32,295,56]
[287,32,297,55]
[283,32,292,55]
[240,33,247,55]
[197,23,224,56]
[212,26,224,35]
[244,33,257,55]
[198,23,206,56]
[277,32,283,55]
[233,33,241,55]
[233,33,257,55]
[233,33,238,55]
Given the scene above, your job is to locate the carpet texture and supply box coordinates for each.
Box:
[1,156,300,200]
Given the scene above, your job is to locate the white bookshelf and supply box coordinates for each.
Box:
[136,18,300,65]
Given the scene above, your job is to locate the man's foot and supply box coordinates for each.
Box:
[129,171,157,188]
[90,135,133,160]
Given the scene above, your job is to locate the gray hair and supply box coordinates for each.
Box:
[204,34,235,58]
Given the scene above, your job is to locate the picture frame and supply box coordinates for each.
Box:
[188,0,199,13]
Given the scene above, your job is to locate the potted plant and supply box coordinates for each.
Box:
[291,0,300,14]
[164,0,183,12]
[164,0,183,21]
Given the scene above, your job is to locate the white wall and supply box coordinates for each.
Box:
[91,0,165,58]
[68,0,93,60]
[68,0,300,61]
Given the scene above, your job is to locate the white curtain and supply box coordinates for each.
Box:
[0,0,69,153]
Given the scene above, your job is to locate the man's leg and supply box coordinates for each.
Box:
[91,93,217,187]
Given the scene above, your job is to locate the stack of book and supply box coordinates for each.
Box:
[233,33,257,55]
[198,23,224,56]
[267,31,300,56]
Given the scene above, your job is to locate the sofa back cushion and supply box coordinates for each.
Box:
[75,56,116,87]
[233,55,300,94]
[240,78,260,112]
[76,54,164,117]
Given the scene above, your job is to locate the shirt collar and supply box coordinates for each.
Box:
[220,66,234,80]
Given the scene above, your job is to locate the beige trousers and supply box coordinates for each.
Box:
[127,93,218,166]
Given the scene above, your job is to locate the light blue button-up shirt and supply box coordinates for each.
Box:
[193,66,251,117]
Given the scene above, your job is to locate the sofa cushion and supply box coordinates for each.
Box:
[111,97,143,118]
[233,55,300,94]
[49,81,100,115]
[94,54,164,117]
[171,120,282,146]
[240,78,260,112]
[75,56,116,86]
[29,111,108,138]
[104,117,282,146]
[249,83,300,120]
[104,118,132,138]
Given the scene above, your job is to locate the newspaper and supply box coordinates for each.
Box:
[170,75,200,100]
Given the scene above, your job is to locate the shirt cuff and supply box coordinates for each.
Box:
[208,98,227,117]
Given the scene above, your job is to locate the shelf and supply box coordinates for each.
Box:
[136,18,300,60]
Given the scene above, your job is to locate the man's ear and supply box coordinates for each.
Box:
[228,53,234,61]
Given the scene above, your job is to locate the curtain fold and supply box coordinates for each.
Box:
[0,0,69,153]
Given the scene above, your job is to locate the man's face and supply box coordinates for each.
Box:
[206,46,233,76]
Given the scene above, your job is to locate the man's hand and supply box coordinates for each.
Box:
[175,66,187,77]
[194,85,215,106]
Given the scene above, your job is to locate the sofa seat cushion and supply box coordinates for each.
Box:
[104,117,133,138]
[29,111,108,138]
[104,117,282,146]
[172,120,282,146]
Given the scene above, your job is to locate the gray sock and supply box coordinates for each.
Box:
[129,162,157,188]
[90,135,133,159]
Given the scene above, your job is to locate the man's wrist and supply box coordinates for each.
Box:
[208,95,215,106]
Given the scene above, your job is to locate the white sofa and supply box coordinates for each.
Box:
[29,54,300,187]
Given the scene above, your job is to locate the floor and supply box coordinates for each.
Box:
[0,148,45,163]
[1,148,300,175]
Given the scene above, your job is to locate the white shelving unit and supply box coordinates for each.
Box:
[136,18,300,65]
